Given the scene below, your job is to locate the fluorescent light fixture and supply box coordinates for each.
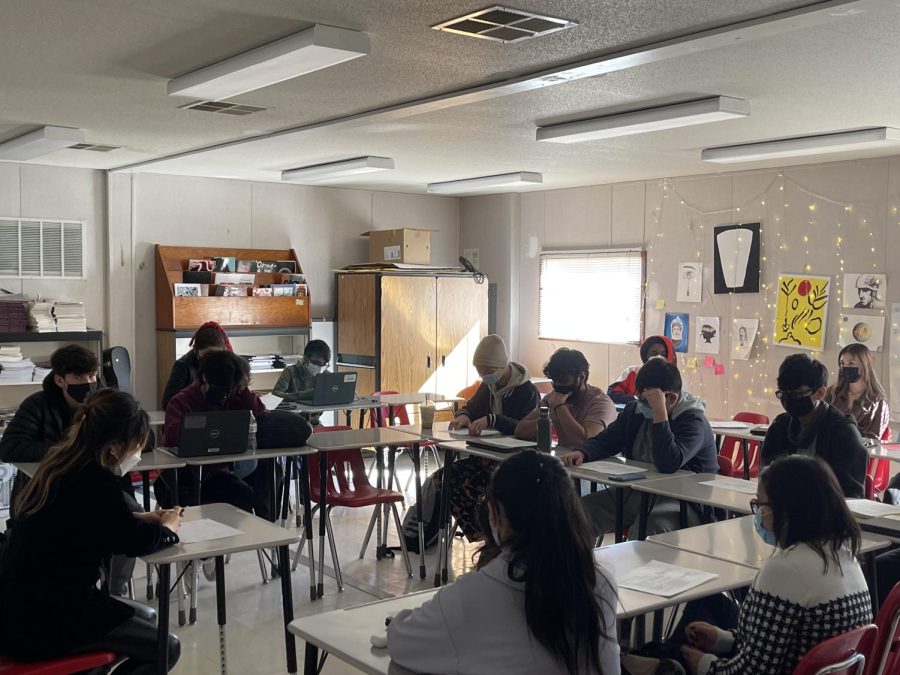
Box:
[281,156,394,182]
[168,24,369,100]
[537,96,750,143]
[0,126,84,161]
[702,127,900,164]
[427,171,543,195]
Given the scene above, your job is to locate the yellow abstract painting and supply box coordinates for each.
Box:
[775,274,831,351]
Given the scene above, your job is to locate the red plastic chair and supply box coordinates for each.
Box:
[0,652,116,674]
[719,412,769,479]
[867,427,894,497]
[717,455,736,476]
[792,624,878,675]
[867,583,900,675]
[307,426,412,590]
[866,475,876,501]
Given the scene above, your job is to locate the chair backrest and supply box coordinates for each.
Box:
[792,624,878,675]
[868,583,900,675]
[717,454,735,476]
[307,425,370,502]
[867,458,891,495]
[718,411,770,478]
[865,474,876,501]
[101,345,132,394]
[734,411,770,425]
[367,391,411,428]
[457,381,482,402]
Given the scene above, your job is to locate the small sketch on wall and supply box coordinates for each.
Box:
[731,318,759,361]
[843,273,885,310]
[695,316,720,355]
[677,263,702,303]
[839,313,885,351]
[713,223,761,294]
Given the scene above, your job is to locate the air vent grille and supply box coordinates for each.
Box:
[432,5,576,43]
[68,143,122,152]
[181,101,267,116]
[0,218,85,279]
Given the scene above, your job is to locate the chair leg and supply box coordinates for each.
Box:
[431,446,442,469]
[390,503,414,578]
[176,562,186,627]
[359,507,379,559]
[257,549,269,584]
[324,507,343,591]
[189,562,199,624]
[292,504,318,572]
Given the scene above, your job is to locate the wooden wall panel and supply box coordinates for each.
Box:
[435,276,488,397]
[336,274,376,357]
[156,331,176,406]
[380,276,436,393]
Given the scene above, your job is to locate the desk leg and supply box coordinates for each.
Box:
[638,493,650,541]
[436,448,455,586]
[142,471,154,600]
[375,445,385,559]
[299,457,316,600]
[741,438,750,480]
[279,545,298,673]
[614,488,625,544]
[280,456,292,527]
[215,555,227,675]
[172,470,179,506]
[412,442,426,579]
[384,446,396,544]
[304,643,319,675]
[318,453,327,598]
[157,562,171,675]
[652,609,664,642]
[195,466,202,505]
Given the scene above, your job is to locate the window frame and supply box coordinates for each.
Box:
[538,246,646,345]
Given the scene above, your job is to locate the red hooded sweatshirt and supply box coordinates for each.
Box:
[607,335,678,404]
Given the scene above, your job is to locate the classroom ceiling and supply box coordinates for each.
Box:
[1,0,900,192]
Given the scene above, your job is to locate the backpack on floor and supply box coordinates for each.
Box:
[401,478,443,554]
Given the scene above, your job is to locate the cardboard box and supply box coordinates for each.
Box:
[366,229,431,265]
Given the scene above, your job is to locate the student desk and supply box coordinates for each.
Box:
[304,427,430,594]
[142,503,300,675]
[631,473,755,527]
[157,445,319,601]
[290,397,384,427]
[708,422,767,479]
[866,441,900,463]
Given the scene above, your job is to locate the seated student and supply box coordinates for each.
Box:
[272,339,331,426]
[607,335,678,405]
[675,456,872,675]
[565,358,718,538]
[161,321,230,409]
[515,348,617,447]
[0,344,98,517]
[439,334,539,540]
[0,389,182,671]
[761,353,867,498]
[824,342,890,440]
[388,451,619,675]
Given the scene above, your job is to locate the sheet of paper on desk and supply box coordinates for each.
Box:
[177,519,243,544]
[449,428,500,437]
[473,436,537,449]
[698,477,758,494]
[846,499,900,518]
[617,560,718,597]
[709,421,752,429]
[580,461,649,477]
[260,393,284,411]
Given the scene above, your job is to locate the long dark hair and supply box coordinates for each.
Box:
[761,455,860,572]
[15,389,149,518]
[481,451,613,674]
[827,342,887,406]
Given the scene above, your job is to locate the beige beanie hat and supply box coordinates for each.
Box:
[473,334,509,369]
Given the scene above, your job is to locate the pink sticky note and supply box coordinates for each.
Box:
[704,356,715,368]
[714,364,725,376]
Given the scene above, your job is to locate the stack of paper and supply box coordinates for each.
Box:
[32,362,52,383]
[27,302,56,332]
[0,346,23,362]
[0,358,34,383]
[282,354,301,367]
[246,354,276,372]
[53,302,87,332]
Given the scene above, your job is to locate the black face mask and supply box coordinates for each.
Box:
[205,385,230,406]
[781,394,815,418]
[553,383,577,395]
[66,381,97,404]
[839,366,861,384]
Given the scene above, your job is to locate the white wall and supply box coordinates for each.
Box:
[462,156,900,424]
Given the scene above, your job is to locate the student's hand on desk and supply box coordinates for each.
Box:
[135,511,163,524]
[160,507,183,532]
[680,645,708,674]
[685,621,718,651]
[563,450,585,466]
[545,391,570,409]
[468,417,491,435]
[448,415,470,430]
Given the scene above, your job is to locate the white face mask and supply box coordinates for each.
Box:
[115,451,142,477]
[306,363,326,376]
[488,505,503,547]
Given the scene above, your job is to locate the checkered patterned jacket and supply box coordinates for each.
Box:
[705,543,872,675]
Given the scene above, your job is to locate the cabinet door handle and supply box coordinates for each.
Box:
[427,356,432,369]
[441,355,446,367]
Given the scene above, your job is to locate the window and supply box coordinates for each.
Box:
[0,218,84,279]
[539,248,645,344]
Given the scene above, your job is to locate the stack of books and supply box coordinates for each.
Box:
[0,296,28,333]
[27,302,56,332]
[53,302,87,332]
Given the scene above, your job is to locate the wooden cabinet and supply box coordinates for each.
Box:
[336,272,487,397]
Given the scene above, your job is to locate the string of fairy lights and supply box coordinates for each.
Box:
[645,171,896,417]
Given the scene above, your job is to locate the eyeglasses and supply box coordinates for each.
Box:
[775,389,813,401]
[749,498,771,514]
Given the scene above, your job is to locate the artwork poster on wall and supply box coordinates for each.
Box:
[731,318,759,361]
[713,223,761,294]
[677,262,703,303]
[664,312,689,353]
[695,316,720,355]
[890,304,900,422]
[838,314,885,352]
[774,274,830,351]
[842,273,886,310]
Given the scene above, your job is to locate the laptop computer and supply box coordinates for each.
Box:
[465,437,538,453]
[312,371,358,406]
[171,410,251,457]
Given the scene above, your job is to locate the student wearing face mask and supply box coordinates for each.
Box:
[515,348,617,447]
[761,353,867,498]
[671,456,871,675]
[564,358,718,538]
[0,389,182,671]
[272,339,331,426]
[824,343,890,441]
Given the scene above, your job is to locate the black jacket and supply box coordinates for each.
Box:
[578,398,719,474]
[457,368,540,435]
[161,350,201,410]
[0,461,177,659]
[762,403,867,499]
[0,373,72,517]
